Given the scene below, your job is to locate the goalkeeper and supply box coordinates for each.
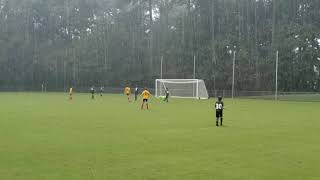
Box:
[163,88,170,103]
[90,86,95,100]
[134,85,139,101]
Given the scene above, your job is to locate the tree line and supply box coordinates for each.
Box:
[0,0,319,92]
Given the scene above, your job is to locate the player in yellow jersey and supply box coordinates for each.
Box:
[69,86,73,100]
[140,88,151,110]
[124,86,131,102]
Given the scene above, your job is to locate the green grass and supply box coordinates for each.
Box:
[245,93,320,102]
[0,93,319,180]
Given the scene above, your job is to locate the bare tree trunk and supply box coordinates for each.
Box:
[182,13,185,47]
[103,24,109,71]
[271,0,277,51]
[65,0,70,87]
[246,0,251,65]
[73,47,76,84]
[211,0,216,90]
[238,0,242,43]
[148,0,153,75]
[254,0,260,89]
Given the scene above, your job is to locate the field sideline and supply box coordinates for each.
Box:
[0,93,319,180]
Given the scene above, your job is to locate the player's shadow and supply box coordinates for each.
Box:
[207,124,230,128]
[199,124,230,130]
[219,125,229,128]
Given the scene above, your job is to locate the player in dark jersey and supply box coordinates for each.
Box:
[100,86,104,97]
[163,88,170,103]
[90,86,95,99]
[134,86,139,101]
[215,96,224,126]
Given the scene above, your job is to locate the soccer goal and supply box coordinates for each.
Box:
[155,79,209,99]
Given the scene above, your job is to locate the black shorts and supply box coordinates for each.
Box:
[126,93,130,96]
[216,110,223,118]
[143,99,148,102]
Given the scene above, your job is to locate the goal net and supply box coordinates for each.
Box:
[155,79,209,99]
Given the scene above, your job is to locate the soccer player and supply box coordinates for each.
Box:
[69,86,73,100]
[134,86,139,101]
[124,86,131,102]
[100,86,104,97]
[42,83,44,93]
[215,96,224,126]
[90,86,95,99]
[141,88,151,110]
[163,88,170,103]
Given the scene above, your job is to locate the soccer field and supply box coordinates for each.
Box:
[0,93,319,180]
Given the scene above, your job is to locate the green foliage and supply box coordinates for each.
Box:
[0,0,319,91]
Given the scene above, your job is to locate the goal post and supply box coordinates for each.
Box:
[155,79,209,99]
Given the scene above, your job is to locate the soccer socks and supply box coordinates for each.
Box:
[216,118,223,126]
[141,103,149,110]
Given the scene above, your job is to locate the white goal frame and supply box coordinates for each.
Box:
[155,79,209,99]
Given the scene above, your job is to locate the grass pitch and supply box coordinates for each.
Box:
[0,93,319,180]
